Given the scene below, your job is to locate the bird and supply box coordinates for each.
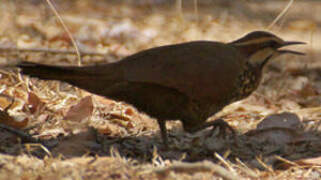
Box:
[13,31,305,147]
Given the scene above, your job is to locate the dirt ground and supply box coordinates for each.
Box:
[0,0,320,179]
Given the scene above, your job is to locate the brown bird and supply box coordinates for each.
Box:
[15,31,305,147]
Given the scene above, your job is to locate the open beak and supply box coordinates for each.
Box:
[278,41,306,55]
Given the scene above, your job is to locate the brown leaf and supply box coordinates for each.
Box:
[27,92,44,114]
[124,108,135,116]
[64,96,94,122]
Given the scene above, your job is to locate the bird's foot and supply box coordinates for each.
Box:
[208,118,235,137]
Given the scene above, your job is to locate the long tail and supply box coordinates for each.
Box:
[17,61,88,82]
[15,61,122,97]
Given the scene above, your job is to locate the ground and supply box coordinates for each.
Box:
[0,0,320,179]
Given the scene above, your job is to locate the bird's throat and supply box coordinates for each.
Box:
[247,48,275,68]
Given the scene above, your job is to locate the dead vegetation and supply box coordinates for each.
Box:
[0,0,320,179]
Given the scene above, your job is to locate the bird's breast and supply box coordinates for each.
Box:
[230,64,262,102]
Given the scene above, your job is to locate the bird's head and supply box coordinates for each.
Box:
[230,31,305,68]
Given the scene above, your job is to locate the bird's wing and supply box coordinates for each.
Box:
[118,41,245,103]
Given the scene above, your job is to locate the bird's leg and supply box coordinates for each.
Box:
[157,120,169,148]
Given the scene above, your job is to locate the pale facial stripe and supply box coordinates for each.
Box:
[248,47,276,65]
[232,37,283,46]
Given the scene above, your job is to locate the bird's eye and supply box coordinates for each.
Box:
[269,41,279,48]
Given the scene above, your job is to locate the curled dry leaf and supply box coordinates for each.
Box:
[64,96,94,122]
[27,92,44,114]
[124,108,135,116]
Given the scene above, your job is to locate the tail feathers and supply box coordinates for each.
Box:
[17,61,85,81]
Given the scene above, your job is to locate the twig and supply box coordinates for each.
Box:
[152,161,239,180]
[0,45,105,56]
[215,152,236,173]
[267,0,294,30]
[45,0,82,66]
[0,123,58,148]
[0,123,40,143]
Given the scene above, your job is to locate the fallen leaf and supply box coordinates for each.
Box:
[27,92,44,114]
[64,96,94,122]
[124,108,135,116]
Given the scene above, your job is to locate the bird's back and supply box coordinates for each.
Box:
[118,41,245,104]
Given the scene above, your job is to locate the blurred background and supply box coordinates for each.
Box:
[0,1,320,179]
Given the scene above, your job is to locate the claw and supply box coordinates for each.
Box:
[210,118,235,137]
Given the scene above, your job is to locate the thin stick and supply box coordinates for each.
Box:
[267,0,294,30]
[45,0,82,66]
[0,123,40,143]
[0,45,105,56]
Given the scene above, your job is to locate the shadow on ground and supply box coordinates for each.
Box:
[2,111,321,170]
